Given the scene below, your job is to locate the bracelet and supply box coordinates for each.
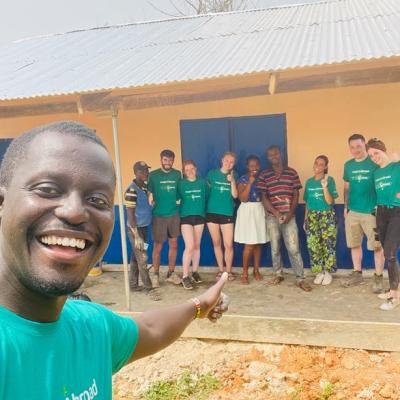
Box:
[189,297,201,319]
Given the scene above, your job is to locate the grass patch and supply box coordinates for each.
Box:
[320,382,334,400]
[143,370,219,400]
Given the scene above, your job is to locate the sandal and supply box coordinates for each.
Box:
[297,280,312,292]
[240,275,249,285]
[266,275,284,285]
[216,271,223,281]
[147,289,162,301]
[228,272,236,281]
[253,270,263,281]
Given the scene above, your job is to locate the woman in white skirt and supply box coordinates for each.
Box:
[235,155,268,284]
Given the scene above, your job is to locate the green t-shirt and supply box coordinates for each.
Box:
[148,168,181,217]
[0,300,138,400]
[374,162,400,207]
[304,176,338,211]
[178,178,208,218]
[206,169,238,216]
[343,157,378,214]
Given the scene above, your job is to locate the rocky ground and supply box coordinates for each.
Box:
[112,339,400,400]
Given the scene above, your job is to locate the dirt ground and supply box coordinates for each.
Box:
[112,338,400,400]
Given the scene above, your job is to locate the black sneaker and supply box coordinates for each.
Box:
[182,276,194,290]
[191,271,202,284]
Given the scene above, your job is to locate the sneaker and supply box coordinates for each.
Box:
[152,274,160,288]
[378,290,391,300]
[342,271,363,287]
[322,271,333,286]
[372,274,385,294]
[166,271,182,285]
[313,272,325,285]
[182,276,194,290]
[130,285,143,292]
[146,289,162,301]
[380,297,400,311]
[191,271,202,284]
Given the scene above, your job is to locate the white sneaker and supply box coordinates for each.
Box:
[322,271,333,286]
[378,291,391,300]
[313,272,325,285]
[166,271,182,285]
[380,297,400,311]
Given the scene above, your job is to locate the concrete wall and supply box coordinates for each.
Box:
[1,81,399,266]
[2,82,399,201]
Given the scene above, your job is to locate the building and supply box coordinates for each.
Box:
[1,0,399,269]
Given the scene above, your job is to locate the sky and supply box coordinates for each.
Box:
[0,0,331,46]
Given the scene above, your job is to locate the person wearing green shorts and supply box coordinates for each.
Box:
[206,152,239,281]
[342,133,385,292]
[0,121,229,399]
[148,149,182,287]
[179,160,208,290]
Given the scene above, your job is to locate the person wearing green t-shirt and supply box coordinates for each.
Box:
[304,155,338,286]
[342,133,385,292]
[178,160,208,290]
[206,152,238,281]
[148,149,182,288]
[367,138,400,311]
[0,122,230,400]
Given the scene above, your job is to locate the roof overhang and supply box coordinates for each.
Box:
[1,57,400,119]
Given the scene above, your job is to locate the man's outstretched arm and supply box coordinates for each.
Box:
[127,273,229,363]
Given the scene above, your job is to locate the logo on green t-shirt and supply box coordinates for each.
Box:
[343,157,377,214]
[65,379,98,400]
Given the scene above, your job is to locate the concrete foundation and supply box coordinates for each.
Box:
[82,267,400,352]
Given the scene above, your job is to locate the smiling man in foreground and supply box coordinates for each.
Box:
[0,121,228,399]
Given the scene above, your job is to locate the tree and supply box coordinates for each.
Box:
[147,0,260,17]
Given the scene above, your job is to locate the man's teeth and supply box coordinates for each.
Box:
[40,236,86,250]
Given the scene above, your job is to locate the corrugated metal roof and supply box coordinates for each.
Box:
[1,0,400,101]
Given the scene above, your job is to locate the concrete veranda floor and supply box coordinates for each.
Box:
[82,267,400,352]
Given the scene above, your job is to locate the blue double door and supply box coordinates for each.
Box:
[180,114,288,267]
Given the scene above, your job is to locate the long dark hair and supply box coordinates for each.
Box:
[316,155,329,174]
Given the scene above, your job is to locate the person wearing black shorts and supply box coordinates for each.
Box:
[178,160,208,290]
[367,138,400,311]
[206,152,238,281]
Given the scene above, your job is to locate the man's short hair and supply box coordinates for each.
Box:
[160,149,175,159]
[348,133,365,143]
[246,155,260,164]
[266,145,281,153]
[0,121,107,188]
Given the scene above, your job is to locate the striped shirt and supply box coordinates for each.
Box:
[256,167,302,213]
[124,180,148,208]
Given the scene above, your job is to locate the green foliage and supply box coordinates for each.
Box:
[143,370,220,400]
[144,380,176,400]
[319,382,334,400]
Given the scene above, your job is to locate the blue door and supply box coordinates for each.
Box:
[180,114,288,267]
[0,139,12,164]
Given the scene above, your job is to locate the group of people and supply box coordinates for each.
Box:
[125,134,400,311]
[0,120,398,398]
